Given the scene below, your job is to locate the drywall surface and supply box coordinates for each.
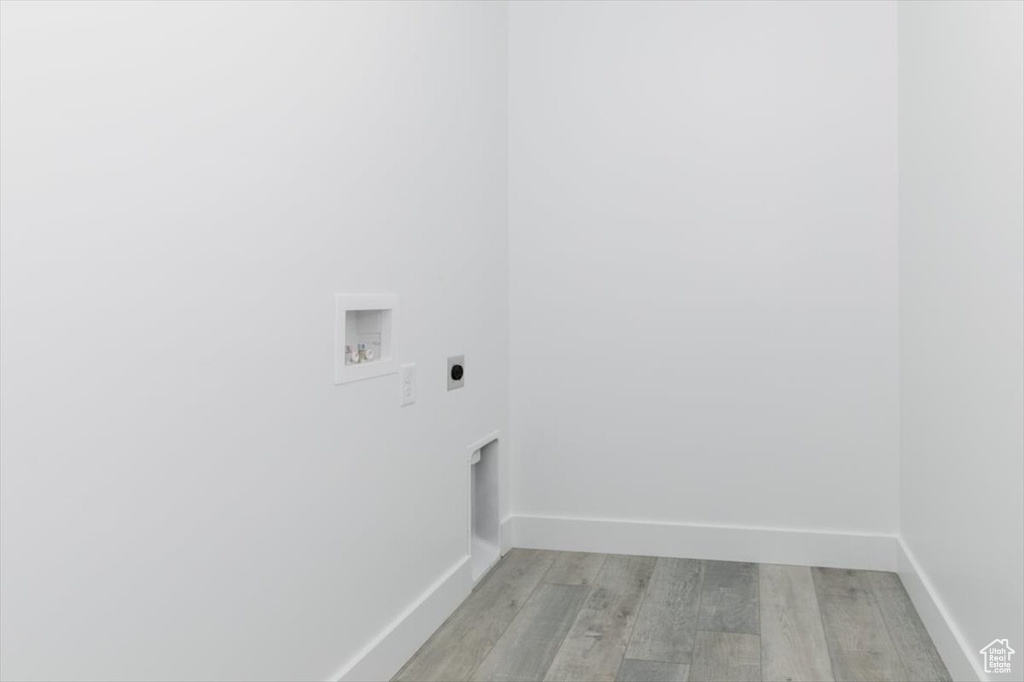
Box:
[509,1,900,534]
[898,1,1024,678]
[0,2,508,680]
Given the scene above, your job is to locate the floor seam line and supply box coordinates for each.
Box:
[537,583,594,682]
[756,563,764,682]
[617,556,656,679]
[812,568,840,682]
[542,553,613,681]
[466,551,557,681]
[868,571,912,682]
[690,560,706,668]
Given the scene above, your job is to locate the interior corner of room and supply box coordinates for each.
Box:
[0,1,1020,682]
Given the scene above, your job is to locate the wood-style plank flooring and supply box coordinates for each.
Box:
[394,550,950,682]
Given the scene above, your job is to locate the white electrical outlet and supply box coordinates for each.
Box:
[400,363,416,407]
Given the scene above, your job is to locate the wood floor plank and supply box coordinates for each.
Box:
[864,572,951,682]
[812,568,907,682]
[759,564,834,682]
[544,552,608,586]
[625,558,703,663]
[544,555,657,682]
[471,582,591,682]
[615,659,690,682]
[698,561,760,635]
[689,631,761,682]
[394,549,557,682]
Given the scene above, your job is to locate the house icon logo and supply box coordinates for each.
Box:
[980,639,1015,675]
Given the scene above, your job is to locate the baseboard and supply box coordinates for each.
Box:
[508,514,899,571]
[897,540,983,682]
[334,557,472,682]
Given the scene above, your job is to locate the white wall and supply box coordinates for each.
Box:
[0,2,508,680]
[509,1,900,535]
[898,2,1024,679]
[5,2,1021,679]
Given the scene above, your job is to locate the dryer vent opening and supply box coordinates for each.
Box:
[470,439,499,581]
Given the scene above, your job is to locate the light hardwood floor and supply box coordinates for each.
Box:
[393,550,951,682]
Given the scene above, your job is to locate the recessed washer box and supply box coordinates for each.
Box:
[334,294,398,385]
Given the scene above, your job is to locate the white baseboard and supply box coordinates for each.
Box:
[897,540,983,682]
[334,557,472,682]
[508,514,899,571]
